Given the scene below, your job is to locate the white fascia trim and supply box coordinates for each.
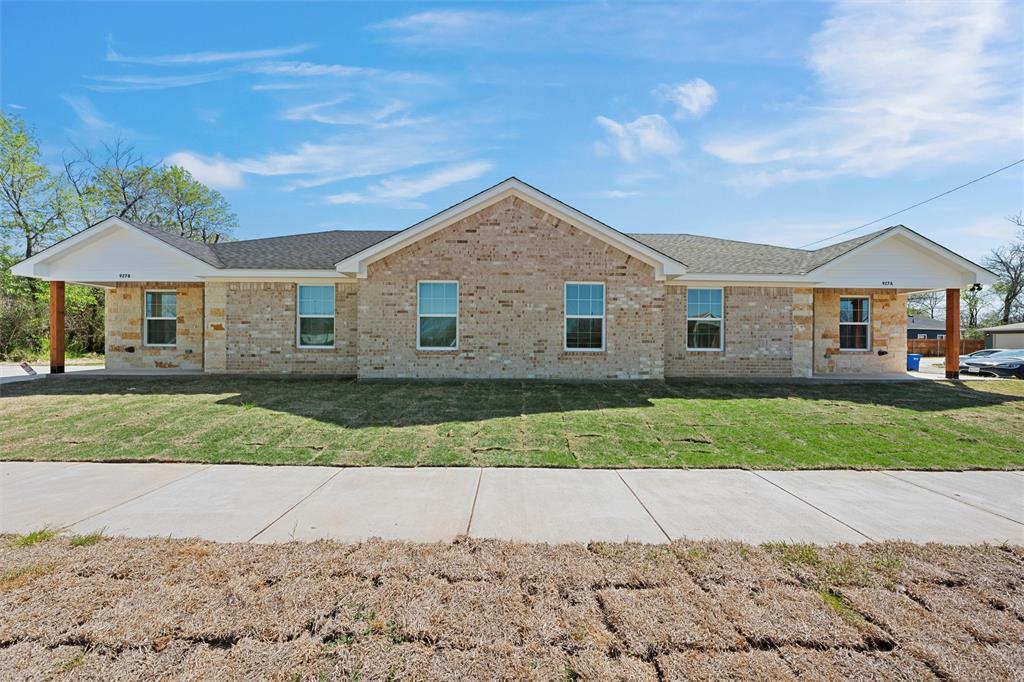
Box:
[809,226,999,285]
[10,217,218,278]
[334,178,687,280]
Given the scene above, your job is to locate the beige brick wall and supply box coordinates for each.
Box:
[203,281,227,373]
[224,281,358,374]
[792,288,814,378]
[665,286,794,378]
[357,196,665,379]
[105,282,204,370]
[813,289,906,374]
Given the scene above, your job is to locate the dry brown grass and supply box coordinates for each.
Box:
[0,535,1021,681]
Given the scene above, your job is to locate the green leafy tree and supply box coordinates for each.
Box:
[0,113,71,261]
[153,165,237,243]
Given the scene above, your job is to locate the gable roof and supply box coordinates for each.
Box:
[907,315,946,330]
[334,177,688,279]
[10,181,996,288]
[119,218,224,267]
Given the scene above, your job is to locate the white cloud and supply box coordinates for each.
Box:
[653,78,717,119]
[704,0,1022,188]
[85,72,225,92]
[326,161,493,205]
[280,99,416,127]
[106,38,311,65]
[7,103,26,110]
[164,152,244,190]
[245,61,376,78]
[595,115,683,162]
[61,95,112,133]
[599,190,641,199]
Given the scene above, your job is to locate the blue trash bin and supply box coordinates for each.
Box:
[907,353,922,371]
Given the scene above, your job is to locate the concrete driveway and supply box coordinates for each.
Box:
[1,462,1021,545]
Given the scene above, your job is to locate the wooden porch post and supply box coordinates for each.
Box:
[945,288,960,379]
[49,280,65,374]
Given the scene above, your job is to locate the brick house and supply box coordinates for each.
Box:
[12,178,996,379]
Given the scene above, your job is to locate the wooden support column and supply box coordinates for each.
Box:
[49,280,65,374]
[945,287,960,379]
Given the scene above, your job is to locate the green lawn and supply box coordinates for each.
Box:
[2,376,1023,469]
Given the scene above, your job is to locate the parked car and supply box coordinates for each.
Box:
[958,348,1007,364]
[960,350,1024,378]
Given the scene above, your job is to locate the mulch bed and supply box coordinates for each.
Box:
[0,535,1021,680]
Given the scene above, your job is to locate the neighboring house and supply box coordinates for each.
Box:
[907,315,946,340]
[980,322,1024,350]
[12,178,997,380]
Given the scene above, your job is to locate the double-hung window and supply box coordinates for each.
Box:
[564,282,605,351]
[144,290,177,346]
[839,296,870,350]
[687,288,723,351]
[417,281,458,350]
[297,285,335,348]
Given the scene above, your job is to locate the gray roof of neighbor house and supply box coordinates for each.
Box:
[979,321,1024,332]
[907,315,947,330]
[119,221,888,275]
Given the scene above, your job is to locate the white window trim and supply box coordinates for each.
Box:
[839,296,871,352]
[917,334,927,339]
[417,280,459,351]
[686,287,724,352]
[564,281,606,352]
[143,289,177,347]
[296,284,336,349]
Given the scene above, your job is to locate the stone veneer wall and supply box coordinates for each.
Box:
[357,196,665,379]
[813,288,906,374]
[105,282,204,370]
[664,286,794,378]
[219,281,358,374]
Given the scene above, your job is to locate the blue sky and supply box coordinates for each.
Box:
[2,1,1021,262]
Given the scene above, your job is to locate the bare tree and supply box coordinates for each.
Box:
[907,290,944,319]
[985,213,1024,324]
[961,285,988,330]
[70,138,160,222]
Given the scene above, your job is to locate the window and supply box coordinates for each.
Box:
[144,291,177,346]
[917,334,927,339]
[937,334,945,340]
[839,296,870,350]
[297,285,335,348]
[687,288,723,351]
[417,281,458,350]
[564,282,605,351]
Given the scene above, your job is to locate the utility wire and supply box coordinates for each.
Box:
[799,158,1024,249]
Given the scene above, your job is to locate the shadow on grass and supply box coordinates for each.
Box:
[3,374,1022,429]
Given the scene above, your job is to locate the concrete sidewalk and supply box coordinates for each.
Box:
[1,462,1021,545]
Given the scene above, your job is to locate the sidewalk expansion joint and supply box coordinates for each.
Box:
[616,471,672,543]
[247,469,343,543]
[465,467,484,535]
[749,471,876,543]
[880,472,1023,527]
[70,464,213,530]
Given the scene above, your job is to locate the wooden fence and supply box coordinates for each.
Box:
[907,338,984,357]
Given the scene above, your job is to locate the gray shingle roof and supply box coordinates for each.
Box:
[628,229,887,275]
[122,218,892,275]
[209,230,396,269]
[907,315,946,330]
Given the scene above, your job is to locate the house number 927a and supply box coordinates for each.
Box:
[118,273,131,279]
[881,281,894,286]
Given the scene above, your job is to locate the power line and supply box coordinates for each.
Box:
[799,158,1024,249]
